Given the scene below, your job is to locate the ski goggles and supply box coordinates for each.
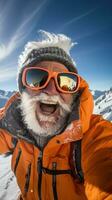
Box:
[22,67,80,93]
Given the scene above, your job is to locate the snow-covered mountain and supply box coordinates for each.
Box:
[0,90,15,108]
[93,88,112,121]
[0,156,20,200]
[0,88,112,200]
[91,89,106,100]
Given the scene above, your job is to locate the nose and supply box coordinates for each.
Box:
[42,78,59,95]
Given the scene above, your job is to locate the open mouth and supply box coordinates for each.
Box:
[39,101,59,115]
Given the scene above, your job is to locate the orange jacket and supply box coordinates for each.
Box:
[0,78,112,200]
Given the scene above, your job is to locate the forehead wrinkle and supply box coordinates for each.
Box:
[34,61,69,72]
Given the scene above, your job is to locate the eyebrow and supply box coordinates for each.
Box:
[34,63,69,72]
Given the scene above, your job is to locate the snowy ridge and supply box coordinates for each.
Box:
[91,90,106,100]
[0,88,112,200]
[93,88,112,121]
[0,90,15,108]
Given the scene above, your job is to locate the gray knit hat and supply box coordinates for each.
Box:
[18,31,78,93]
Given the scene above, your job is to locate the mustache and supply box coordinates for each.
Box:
[31,93,72,113]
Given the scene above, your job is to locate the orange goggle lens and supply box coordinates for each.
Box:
[22,67,80,93]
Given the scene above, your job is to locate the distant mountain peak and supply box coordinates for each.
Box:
[93,88,112,121]
[0,90,15,108]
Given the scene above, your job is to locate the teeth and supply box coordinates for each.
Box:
[40,100,57,105]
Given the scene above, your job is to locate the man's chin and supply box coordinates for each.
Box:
[35,109,63,136]
[36,113,57,128]
[39,121,54,131]
[33,116,57,136]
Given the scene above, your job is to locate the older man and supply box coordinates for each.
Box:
[0,31,112,200]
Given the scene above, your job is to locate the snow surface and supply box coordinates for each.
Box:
[0,155,20,200]
[93,89,112,121]
[0,88,112,199]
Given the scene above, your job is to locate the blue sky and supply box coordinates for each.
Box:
[0,0,112,91]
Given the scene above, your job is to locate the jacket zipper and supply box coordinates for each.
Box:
[14,148,22,174]
[24,163,31,197]
[52,162,58,200]
[37,151,43,200]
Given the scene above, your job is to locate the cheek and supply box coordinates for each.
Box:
[25,88,41,97]
[61,93,73,105]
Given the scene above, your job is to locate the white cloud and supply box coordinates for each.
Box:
[0,0,48,61]
[0,0,15,29]
[60,8,97,30]
[0,64,17,82]
[0,43,14,60]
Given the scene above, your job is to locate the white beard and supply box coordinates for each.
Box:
[20,91,72,137]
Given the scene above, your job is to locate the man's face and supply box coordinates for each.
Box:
[20,61,74,136]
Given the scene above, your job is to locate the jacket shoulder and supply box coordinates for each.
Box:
[82,114,112,155]
[90,114,112,128]
[0,92,20,154]
[82,114,112,198]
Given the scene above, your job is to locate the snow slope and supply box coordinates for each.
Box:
[93,88,112,121]
[0,88,112,200]
[0,156,20,200]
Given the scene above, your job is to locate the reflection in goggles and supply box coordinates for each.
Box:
[58,74,77,91]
